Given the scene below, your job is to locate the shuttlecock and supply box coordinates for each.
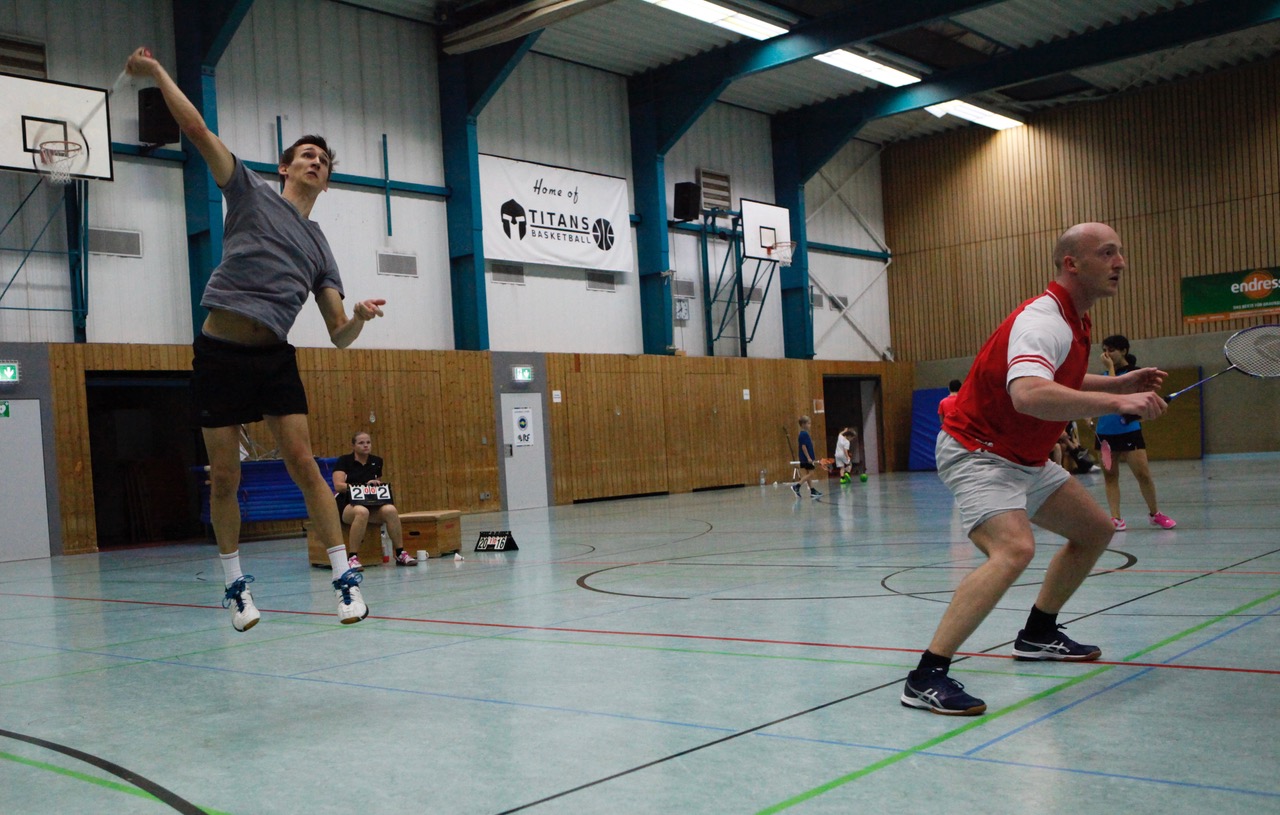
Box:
[454,553,464,562]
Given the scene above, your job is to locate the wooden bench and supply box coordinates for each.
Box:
[305,519,383,568]
[399,510,462,558]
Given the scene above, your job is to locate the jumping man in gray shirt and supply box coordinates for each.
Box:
[127,47,384,631]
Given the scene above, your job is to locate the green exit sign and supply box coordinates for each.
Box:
[511,365,534,383]
[0,361,18,383]
[0,401,9,418]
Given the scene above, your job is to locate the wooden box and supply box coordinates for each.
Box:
[305,519,383,568]
[400,510,463,558]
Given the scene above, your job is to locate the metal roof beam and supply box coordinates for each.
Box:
[629,0,1000,155]
[777,0,1280,182]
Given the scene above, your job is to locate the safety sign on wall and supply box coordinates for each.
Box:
[512,406,535,448]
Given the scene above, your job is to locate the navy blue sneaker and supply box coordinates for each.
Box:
[900,667,987,716]
[1012,625,1101,661]
[810,487,822,498]
[790,483,801,497]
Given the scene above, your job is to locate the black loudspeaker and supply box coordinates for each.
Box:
[138,87,180,145]
[673,182,701,221]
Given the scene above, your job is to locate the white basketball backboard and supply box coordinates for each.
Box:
[740,198,790,262]
[1,73,113,181]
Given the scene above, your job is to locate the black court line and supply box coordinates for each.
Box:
[495,547,1280,812]
[0,727,206,814]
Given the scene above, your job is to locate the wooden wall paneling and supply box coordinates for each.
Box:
[545,354,576,504]
[884,58,1280,361]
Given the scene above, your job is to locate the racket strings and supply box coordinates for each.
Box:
[1225,327,1280,378]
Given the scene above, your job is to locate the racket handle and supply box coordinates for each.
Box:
[1119,394,1170,426]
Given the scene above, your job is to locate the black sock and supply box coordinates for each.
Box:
[1026,605,1058,636]
[914,650,951,674]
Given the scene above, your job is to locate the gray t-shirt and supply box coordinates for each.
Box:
[200,157,344,341]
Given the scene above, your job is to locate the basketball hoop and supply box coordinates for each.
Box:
[38,140,83,185]
[767,241,797,267]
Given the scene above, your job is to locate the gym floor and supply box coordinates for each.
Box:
[1,455,1277,814]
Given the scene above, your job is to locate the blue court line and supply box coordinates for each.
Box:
[964,602,1280,756]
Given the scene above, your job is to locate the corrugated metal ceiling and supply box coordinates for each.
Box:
[344,0,1280,144]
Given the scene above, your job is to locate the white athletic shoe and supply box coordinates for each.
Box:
[333,568,369,624]
[223,576,260,632]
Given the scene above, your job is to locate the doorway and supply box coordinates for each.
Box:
[86,373,204,546]
[500,392,549,510]
[821,375,883,474]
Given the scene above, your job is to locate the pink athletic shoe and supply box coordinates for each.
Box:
[1112,518,1127,532]
[1149,512,1176,529]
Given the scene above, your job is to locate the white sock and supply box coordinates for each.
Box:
[220,551,243,587]
[327,545,349,573]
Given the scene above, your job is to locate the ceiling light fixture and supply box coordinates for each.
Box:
[925,100,1024,130]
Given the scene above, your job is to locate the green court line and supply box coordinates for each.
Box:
[0,751,231,815]
[754,587,1280,814]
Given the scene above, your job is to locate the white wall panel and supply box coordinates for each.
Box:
[219,0,441,184]
[479,53,630,181]
[479,53,640,353]
[290,184,453,349]
[0,0,175,343]
[805,139,891,361]
[0,179,73,342]
[664,103,783,358]
[809,254,891,361]
[86,158,191,343]
[212,0,450,350]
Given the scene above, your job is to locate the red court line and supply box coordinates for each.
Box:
[6,591,1277,675]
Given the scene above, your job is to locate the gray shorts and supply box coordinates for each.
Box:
[935,431,1071,536]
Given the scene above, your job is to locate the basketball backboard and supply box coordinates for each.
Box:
[1,73,113,181]
[740,198,790,261]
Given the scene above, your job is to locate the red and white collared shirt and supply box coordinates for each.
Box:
[943,281,1092,466]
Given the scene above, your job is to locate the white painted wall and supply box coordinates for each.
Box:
[665,103,784,358]
[0,0,893,359]
[805,140,892,361]
[0,0,175,344]
[479,52,642,354]
[217,0,451,350]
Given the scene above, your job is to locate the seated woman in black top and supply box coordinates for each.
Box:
[333,431,416,567]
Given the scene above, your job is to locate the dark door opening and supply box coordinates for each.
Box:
[87,372,205,547]
[821,375,883,474]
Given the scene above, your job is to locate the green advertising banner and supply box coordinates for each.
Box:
[1181,267,1280,323]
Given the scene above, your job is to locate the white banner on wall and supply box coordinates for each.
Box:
[480,155,632,273]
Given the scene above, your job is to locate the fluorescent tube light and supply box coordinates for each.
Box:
[925,100,1024,130]
[815,50,919,87]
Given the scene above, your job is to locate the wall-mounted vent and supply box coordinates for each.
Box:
[810,290,825,309]
[376,251,418,278]
[0,36,46,79]
[697,168,732,212]
[746,285,765,303]
[586,271,615,292]
[673,278,696,299]
[492,263,525,285]
[829,295,849,311]
[88,228,142,258]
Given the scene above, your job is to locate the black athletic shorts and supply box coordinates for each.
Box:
[800,461,815,471]
[192,333,308,428]
[1095,428,1146,453]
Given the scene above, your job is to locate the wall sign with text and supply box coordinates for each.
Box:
[1181,267,1280,323]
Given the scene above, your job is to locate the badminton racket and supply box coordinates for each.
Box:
[1121,324,1280,424]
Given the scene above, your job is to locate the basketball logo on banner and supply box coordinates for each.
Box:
[475,531,518,551]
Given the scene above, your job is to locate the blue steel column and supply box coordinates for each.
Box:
[439,35,538,351]
[173,0,253,340]
[772,120,813,360]
[629,92,673,355]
